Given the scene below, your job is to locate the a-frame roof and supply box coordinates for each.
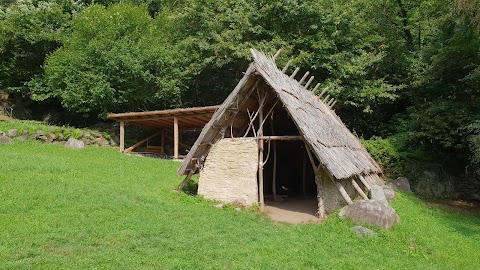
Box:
[178,49,382,181]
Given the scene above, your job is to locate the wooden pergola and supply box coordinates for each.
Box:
[107,106,220,159]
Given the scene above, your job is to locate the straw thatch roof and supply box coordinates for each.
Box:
[179,49,382,183]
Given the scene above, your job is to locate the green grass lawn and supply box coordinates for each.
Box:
[1,141,479,269]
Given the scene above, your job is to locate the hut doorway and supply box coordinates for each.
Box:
[262,141,320,223]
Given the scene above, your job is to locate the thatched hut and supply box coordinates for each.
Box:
[178,49,383,217]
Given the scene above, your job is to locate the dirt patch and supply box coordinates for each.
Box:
[426,199,480,217]
[265,198,322,224]
[0,115,13,121]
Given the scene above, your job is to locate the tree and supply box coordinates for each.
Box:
[0,0,73,94]
[34,3,182,117]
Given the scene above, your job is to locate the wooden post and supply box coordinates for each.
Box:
[173,116,179,159]
[160,129,165,155]
[258,94,265,211]
[119,121,125,152]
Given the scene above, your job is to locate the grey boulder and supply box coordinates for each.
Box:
[340,200,400,229]
[0,135,13,144]
[369,185,389,205]
[7,129,18,137]
[390,177,411,192]
[351,226,376,237]
[382,185,396,201]
[64,138,85,149]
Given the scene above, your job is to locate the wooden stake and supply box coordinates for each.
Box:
[119,121,125,152]
[304,76,314,88]
[273,48,282,59]
[351,179,368,200]
[318,87,328,98]
[335,182,353,205]
[282,60,293,72]
[323,94,330,103]
[173,116,179,159]
[299,71,310,84]
[327,98,335,106]
[178,170,193,190]
[290,67,300,78]
[330,100,337,109]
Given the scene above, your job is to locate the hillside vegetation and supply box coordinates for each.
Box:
[0,141,479,269]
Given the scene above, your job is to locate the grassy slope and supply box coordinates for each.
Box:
[1,142,479,269]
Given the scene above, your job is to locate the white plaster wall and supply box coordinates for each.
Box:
[198,138,259,206]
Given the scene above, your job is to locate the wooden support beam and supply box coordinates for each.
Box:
[299,71,310,84]
[282,60,293,72]
[304,76,314,88]
[124,130,163,153]
[119,121,125,152]
[358,175,372,190]
[173,116,179,159]
[178,170,194,190]
[312,83,321,93]
[290,67,300,78]
[335,182,353,205]
[351,179,369,200]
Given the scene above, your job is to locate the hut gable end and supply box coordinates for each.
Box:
[179,49,382,182]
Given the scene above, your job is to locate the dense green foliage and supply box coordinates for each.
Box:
[0,0,479,196]
[1,141,479,269]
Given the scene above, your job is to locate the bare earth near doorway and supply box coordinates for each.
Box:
[265,198,321,224]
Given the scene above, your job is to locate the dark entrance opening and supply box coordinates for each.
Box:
[260,103,319,222]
